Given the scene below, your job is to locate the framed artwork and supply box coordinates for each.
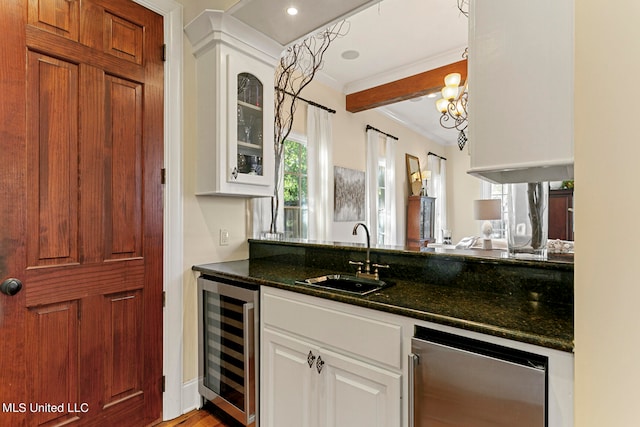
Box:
[334,166,365,221]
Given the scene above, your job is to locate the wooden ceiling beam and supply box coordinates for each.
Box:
[345,59,467,113]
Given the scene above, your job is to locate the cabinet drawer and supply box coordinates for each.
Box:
[263,291,402,369]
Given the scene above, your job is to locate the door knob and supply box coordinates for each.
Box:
[1,278,23,296]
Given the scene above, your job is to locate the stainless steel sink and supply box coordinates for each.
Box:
[295,274,392,296]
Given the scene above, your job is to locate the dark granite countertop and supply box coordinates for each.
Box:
[193,254,574,353]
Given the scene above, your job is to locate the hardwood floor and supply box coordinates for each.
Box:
[154,404,241,427]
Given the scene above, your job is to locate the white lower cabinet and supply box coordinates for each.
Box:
[260,287,574,427]
[261,289,402,427]
[318,346,401,427]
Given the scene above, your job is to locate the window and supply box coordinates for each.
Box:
[283,138,308,238]
[377,161,386,243]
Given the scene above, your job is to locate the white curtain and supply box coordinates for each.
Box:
[365,130,397,246]
[307,105,332,241]
[365,129,380,244]
[250,196,271,238]
[427,155,448,242]
[383,136,397,245]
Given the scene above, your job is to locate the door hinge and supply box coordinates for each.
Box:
[161,168,166,185]
[161,375,166,393]
[162,291,166,308]
[162,44,167,62]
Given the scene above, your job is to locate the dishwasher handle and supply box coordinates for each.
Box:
[408,353,419,427]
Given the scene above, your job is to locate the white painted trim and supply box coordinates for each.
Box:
[132,0,184,422]
[375,106,452,146]
[181,377,202,414]
[184,9,283,64]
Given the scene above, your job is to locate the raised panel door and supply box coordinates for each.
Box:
[0,1,164,425]
[319,347,401,427]
[262,328,318,427]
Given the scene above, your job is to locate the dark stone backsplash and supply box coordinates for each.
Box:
[249,239,573,306]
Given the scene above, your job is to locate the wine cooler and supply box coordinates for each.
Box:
[197,276,259,426]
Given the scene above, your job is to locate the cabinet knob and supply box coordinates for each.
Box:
[316,355,325,374]
[307,351,316,368]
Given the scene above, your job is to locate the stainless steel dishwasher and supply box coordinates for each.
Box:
[409,326,548,427]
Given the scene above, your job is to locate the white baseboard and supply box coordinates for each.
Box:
[182,378,201,414]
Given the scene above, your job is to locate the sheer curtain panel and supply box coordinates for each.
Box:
[365,129,380,244]
[307,105,333,241]
[427,154,448,243]
[384,136,397,245]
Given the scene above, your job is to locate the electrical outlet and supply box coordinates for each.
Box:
[219,229,229,246]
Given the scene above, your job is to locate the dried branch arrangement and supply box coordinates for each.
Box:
[270,20,349,233]
[457,0,469,17]
[527,182,545,249]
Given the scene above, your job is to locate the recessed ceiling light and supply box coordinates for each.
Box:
[286,7,298,15]
[341,50,360,60]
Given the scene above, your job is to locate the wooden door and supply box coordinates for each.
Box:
[0,0,164,425]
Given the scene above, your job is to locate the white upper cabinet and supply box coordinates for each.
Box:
[185,11,281,197]
[467,0,574,183]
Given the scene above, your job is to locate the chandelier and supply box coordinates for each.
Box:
[435,50,468,150]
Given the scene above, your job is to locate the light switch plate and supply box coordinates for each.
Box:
[220,229,229,246]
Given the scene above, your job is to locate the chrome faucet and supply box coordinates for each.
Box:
[352,222,371,274]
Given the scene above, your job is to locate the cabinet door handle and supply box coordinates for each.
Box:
[316,355,325,374]
[307,351,316,368]
[231,167,238,180]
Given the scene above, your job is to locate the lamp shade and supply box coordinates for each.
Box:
[444,72,461,87]
[441,85,459,101]
[473,199,501,220]
[435,98,449,113]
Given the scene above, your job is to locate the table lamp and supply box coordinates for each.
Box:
[473,199,502,249]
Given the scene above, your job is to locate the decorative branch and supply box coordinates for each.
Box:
[527,182,544,249]
[270,20,349,233]
[457,0,469,17]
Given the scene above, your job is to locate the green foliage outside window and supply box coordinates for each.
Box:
[283,139,308,238]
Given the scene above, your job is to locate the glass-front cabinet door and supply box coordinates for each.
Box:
[235,73,264,176]
[227,53,274,194]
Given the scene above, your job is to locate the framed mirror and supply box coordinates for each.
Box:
[405,154,422,196]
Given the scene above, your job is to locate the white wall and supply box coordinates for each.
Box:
[445,145,485,242]
[181,26,251,382]
[574,0,640,424]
